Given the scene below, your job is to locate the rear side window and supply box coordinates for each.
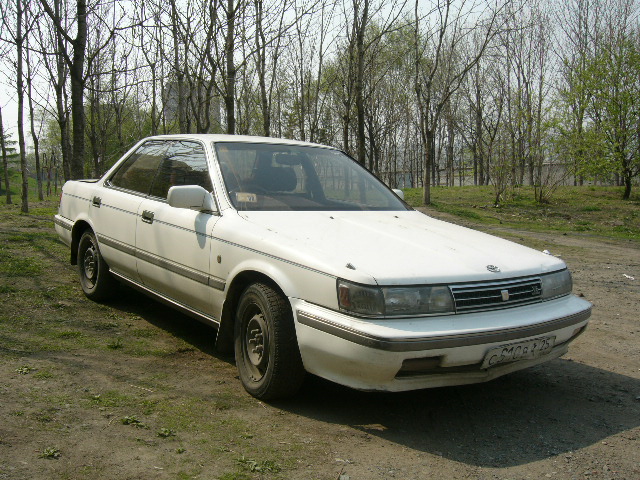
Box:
[149,141,212,199]
[109,141,168,194]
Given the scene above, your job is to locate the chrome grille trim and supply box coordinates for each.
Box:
[451,278,543,313]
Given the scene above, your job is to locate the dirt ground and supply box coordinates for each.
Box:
[0,204,638,480]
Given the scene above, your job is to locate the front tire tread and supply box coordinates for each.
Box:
[234,283,305,400]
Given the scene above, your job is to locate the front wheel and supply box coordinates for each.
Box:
[77,230,117,301]
[234,283,305,400]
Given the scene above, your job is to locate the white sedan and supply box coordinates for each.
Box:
[54,134,592,399]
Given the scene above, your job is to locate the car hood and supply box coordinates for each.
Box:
[233,210,566,285]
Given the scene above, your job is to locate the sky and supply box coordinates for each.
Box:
[1,84,19,140]
[1,81,37,151]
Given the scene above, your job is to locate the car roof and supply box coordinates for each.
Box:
[144,134,339,150]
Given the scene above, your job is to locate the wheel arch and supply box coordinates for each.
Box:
[215,269,288,354]
[70,220,93,265]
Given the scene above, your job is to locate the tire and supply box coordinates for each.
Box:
[234,283,305,400]
[77,230,117,301]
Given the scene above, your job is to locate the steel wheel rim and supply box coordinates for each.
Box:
[83,242,97,287]
[244,310,269,382]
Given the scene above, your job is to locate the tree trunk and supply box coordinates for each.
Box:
[255,0,270,136]
[87,83,100,177]
[68,0,88,179]
[224,0,236,134]
[70,73,85,179]
[422,129,433,205]
[342,113,350,156]
[25,13,44,201]
[622,175,631,200]
[354,0,369,167]
[170,0,186,133]
[150,64,158,136]
[446,115,454,187]
[27,86,44,200]
[0,106,11,204]
[50,0,71,181]
[16,0,29,212]
[476,80,485,185]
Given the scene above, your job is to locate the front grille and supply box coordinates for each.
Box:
[451,278,542,313]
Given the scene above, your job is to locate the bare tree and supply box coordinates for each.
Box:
[353,0,370,166]
[25,4,44,200]
[0,0,29,209]
[137,2,162,136]
[413,0,506,205]
[344,0,407,165]
[222,0,243,134]
[39,0,89,179]
[253,0,292,136]
[32,0,72,181]
[39,0,126,179]
[12,0,29,212]
[168,0,189,132]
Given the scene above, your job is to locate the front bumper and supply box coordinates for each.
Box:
[292,295,591,392]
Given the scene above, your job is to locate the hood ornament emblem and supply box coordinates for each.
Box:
[487,265,500,273]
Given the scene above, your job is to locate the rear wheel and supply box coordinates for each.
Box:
[77,230,117,301]
[234,283,305,400]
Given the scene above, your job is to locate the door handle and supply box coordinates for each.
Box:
[141,210,155,224]
[92,196,101,207]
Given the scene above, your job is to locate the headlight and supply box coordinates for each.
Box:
[540,269,573,299]
[337,280,454,317]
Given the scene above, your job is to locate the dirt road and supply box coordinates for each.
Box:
[1,204,638,479]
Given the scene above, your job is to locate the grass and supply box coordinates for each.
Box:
[0,166,61,205]
[0,242,43,277]
[403,185,640,241]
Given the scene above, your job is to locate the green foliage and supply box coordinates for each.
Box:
[157,428,175,438]
[39,447,61,459]
[1,130,18,154]
[236,456,281,474]
[34,369,55,379]
[107,338,124,350]
[559,30,640,198]
[121,416,147,428]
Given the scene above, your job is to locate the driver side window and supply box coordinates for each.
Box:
[149,141,212,199]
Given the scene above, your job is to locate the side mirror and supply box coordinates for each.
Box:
[167,185,216,213]
[392,188,404,201]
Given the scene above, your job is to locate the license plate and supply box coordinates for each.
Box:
[481,336,556,369]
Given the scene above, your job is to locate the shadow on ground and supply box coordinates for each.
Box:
[109,285,639,469]
[107,284,224,358]
[284,359,639,468]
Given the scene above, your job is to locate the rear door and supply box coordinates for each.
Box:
[92,140,168,281]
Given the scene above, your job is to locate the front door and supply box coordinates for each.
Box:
[135,140,221,319]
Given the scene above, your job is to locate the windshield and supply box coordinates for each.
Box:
[213,142,408,212]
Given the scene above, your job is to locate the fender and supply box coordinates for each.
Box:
[226,257,301,300]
